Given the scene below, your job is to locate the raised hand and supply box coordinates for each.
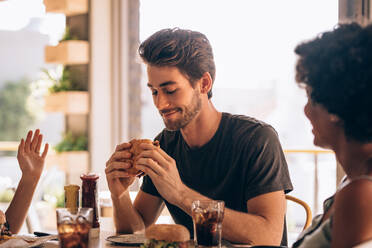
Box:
[17,129,49,180]
[105,142,136,198]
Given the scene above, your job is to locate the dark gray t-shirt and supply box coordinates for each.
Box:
[141,113,293,245]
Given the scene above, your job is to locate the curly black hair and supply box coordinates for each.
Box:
[295,22,372,143]
[138,28,216,99]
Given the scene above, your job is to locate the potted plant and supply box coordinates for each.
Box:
[45,27,89,65]
[43,0,88,16]
[42,66,89,114]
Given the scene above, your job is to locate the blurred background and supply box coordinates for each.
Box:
[0,0,369,245]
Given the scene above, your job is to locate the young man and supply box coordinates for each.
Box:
[105,28,293,246]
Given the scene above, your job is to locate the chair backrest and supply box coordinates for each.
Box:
[286,195,312,231]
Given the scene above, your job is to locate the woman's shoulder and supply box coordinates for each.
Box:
[332,176,372,247]
[337,175,372,202]
[335,176,372,208]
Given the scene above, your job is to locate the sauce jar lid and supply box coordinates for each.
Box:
[80,173,99,180]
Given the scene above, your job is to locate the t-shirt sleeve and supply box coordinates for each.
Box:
[243,125,293,201]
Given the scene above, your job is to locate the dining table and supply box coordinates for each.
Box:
[39,217,252,248]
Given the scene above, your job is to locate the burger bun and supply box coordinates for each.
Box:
[126,139,159,176]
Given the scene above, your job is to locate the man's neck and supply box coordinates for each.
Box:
[180,100,222,148]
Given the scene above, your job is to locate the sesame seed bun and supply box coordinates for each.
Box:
[145,224,190,242]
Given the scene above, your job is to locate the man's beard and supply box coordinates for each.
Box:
[161,90,202,131]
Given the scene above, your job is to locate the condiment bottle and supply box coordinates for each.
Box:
[80,173,100,230]
[64,184,80,214]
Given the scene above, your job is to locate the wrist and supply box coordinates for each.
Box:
[176,185,192,213]
[19,174,40,187]
[111,190,129,201]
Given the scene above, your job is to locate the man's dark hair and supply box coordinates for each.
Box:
[295,22,372,143]
[139,28,216,99]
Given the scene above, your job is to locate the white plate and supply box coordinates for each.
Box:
[106,233,146,246]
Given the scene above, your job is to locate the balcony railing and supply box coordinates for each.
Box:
[0,141,18,151]
[284,149,342,214]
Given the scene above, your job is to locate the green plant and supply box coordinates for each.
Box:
[60,27,78,42]
[54,131,88,153]
[41,66,86,93]
[0,79,36,141]
[43,67,73,93]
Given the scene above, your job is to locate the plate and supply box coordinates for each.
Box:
[106,233,146,246]
[0,234,59,248]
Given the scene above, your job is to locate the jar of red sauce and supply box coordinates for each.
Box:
[80,173,100,229]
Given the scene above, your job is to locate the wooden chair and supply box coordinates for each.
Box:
[286,195,312,231]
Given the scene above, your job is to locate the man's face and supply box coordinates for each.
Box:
[146,65,202,131]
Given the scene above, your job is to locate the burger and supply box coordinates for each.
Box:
[126,139,160,177]
[0,210,12,243]
[143,224,190,248]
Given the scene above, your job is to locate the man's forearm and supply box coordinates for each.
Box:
[176,188,284,245]
[112,191,145,233]
[222,208,283,245]
[6,176,39,233]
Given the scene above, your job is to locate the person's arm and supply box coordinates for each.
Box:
[332,179,372,248]
[111,189,164,233]
[176,187,285,245]
[136,143,286,245]
[5,129,48,234]
[106,143,164,233]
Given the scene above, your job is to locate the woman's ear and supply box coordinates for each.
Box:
[199,72,213,95]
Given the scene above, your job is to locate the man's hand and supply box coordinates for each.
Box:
[17,129,49,181]
[135,143,188,206]
[105,142,137,198]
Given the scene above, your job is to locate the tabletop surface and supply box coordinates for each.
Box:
[81,217,120,248]
[41,217,251,248]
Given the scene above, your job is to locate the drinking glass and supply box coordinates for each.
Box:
[191,200,225,248]
[56,208,93,248]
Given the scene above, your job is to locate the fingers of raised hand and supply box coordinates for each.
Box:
[41,143,49,159]
[17,138,25,156]
[30,129,40,151]
[24,130,33,153]
[35,134,43,154]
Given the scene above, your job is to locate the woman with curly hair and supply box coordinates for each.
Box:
[292,22,372,247]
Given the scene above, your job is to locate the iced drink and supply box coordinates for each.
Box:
[56,208,93,248]
[192,200,225,248]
